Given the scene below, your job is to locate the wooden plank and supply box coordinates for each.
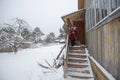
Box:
[63,60,67,78]
[95,30,98,61]
[109,22,115,74]
[97,28,102,64]
[92,31,95,58]
[117,17,120,79]
[101,26,105,68]
[114,17,120,79]
[103,24,110,71]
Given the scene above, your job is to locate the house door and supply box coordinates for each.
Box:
[73,20,85,44]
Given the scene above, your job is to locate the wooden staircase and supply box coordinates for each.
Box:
[66,46,94,80]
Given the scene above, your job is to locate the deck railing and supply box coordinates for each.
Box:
[55,34,69,78]
[64,34,69,60]
[63,34,69,78]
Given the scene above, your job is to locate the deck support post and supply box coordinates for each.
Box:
[63,59,67,78]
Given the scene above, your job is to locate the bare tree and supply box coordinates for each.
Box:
[33,27,44,43]
[45,32,56,43]
[13,18,32,36]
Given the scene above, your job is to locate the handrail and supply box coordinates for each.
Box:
[55,34,69,78]
[56,35,69,60]
[64,34,69,60]
[56,44,66,60]
[63,34,69,78]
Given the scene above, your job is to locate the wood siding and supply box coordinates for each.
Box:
[78,0,84,9]
[78,0,89,9]
[86,17,120,80]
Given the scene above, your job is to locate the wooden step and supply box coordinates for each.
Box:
[68,75,93,79]
[68,59,88,64]
[67,69,90,74]
[68,57,87,60]
[69,50,86,53]
[66,45,94,80]
[66,77,94,80]
[68,71,93,76]
[68,55,87,59]
[67,64,89,68]
[68,59,88,63]
[68,71,93,78]
[68,52,87,55]
[67,62,88,65]
[69,47,85,50]
[67,67,91,72]
[69,45,86,48]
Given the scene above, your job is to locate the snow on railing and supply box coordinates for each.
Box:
[64,34,69,60]
[54,34,69,70]
[63,34,69,78]
[89,56,116,80]
[56,44,66,60]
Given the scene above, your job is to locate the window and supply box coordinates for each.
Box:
[90,4,92,28]
[111,0,117,11]
[85,9,89,31]
[117,0,120,8]
[88,8,91,29]
[91,0,95,27]
[102,0,107,18]
[95,0,100,23]
[85,0,120,31]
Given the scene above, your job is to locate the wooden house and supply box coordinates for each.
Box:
[61,0,120,80]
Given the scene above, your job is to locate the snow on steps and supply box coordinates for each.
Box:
[68,59,88,63]
[67,71,93,77]
[68,57,88,60]
[89,56,116,80]
[66,46,94,80]
[69,52,86,55]
[67,67,91,71]
[66,76,94,80]
[69,50,86,53]
[67,62,88,65]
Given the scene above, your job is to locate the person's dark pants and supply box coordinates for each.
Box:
[71,40,75,46]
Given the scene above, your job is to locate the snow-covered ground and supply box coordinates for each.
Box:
[0,44,65,80]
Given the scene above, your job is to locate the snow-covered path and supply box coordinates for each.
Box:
[0,44,64,80]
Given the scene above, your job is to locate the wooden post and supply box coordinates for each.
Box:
[63,59,67,78]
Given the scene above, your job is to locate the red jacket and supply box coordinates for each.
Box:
[69,29,77,40]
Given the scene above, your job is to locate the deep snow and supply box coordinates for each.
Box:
[0,44,65,80]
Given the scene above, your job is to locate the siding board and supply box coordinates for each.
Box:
[103,24,110,72]
[118,19,120,80]
[86,17,120,79]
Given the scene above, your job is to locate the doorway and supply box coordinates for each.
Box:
[73,20,85,44]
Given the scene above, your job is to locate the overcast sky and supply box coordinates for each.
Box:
[0,0,77,36]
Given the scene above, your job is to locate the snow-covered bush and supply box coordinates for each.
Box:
[44,32,56,43]
[0,18,46,53]
[33,27,44,43]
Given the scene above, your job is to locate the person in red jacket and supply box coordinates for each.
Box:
[69,26,77,46]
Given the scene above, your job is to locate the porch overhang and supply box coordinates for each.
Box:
[61,9,85,24]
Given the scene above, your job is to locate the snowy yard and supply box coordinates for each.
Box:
[0,44,64,80]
